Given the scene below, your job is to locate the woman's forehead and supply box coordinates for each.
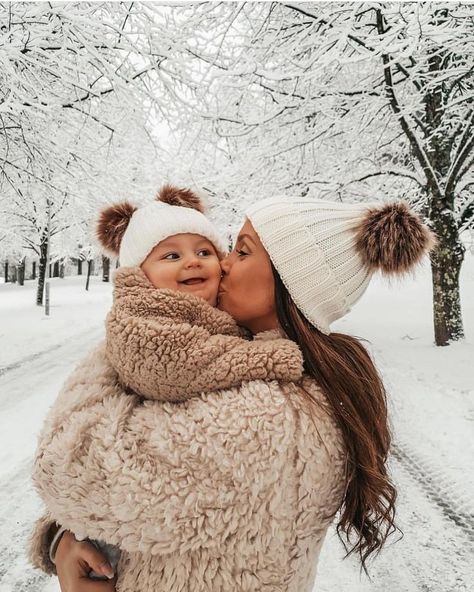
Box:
[236,219,258,243]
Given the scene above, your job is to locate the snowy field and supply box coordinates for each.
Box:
[0,257,473,592]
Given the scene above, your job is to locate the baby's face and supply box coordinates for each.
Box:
[141,233,222,306]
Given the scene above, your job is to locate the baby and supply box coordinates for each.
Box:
[99,185,304,404]
[106,184,224,307]
[46,185,303,579]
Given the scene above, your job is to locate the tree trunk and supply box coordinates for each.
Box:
[4,261,8,283]
[31,261,36,280]
[53,261,60,277]
[430,207,465,346]
[59,262,65,278]
[18,257,25,286]
[36,234,48,305]
[102,256,110,282]
[85,260,93,291]
[11,266,17,283]
[77,259,83,275]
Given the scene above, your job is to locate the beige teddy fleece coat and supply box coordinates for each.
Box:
[105,267,304,400]
[30,269,347,592]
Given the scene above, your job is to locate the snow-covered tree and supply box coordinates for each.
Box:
[0,2,172,303]
[3,2,472,344]
[165,1,474,346]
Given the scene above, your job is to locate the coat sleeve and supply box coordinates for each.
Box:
[105,307,303,401]
[32,351,296,556]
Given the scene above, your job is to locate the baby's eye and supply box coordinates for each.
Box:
[198,249,212,257]
[163,252,180,260]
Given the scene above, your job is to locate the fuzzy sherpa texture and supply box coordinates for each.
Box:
[105,267,304,401]
[30,342,346,591]
[96,202,137,256]
[355,201,436,275]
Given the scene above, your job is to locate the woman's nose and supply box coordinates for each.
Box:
[220,254,231,275]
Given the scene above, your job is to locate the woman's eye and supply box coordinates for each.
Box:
[236,248,249,257]
[163,253,179,260]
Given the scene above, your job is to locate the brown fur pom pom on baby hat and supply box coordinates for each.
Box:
[96,202,137,256]
[95,185,225,268]
[157,184,205,213]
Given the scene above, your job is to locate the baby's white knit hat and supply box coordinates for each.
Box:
[96,185,227,267]
[247,197,435,334]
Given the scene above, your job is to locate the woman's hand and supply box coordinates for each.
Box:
[55,531,116,592]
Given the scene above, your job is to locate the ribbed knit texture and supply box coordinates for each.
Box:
[119,201,227,267]
[247,198,376,334]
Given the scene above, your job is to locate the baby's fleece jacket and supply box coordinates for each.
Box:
[105,266,304,401]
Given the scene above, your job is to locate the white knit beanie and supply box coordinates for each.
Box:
[119,201,226,267]
[96,185,227,267]
[246,197,435,334]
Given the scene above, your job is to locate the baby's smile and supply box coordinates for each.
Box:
[179,276,208,286]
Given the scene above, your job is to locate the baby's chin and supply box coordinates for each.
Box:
[178,285,218,307]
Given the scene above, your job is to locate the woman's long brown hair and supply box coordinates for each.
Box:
[272,265,400,574]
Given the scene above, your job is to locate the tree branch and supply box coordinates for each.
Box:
[459,199,474,230]
[445,109,474,195]
[345,169,424,187]
[282,2,423,91]
[375,9,441,197]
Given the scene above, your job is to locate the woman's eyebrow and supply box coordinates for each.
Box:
[236,233,256,244]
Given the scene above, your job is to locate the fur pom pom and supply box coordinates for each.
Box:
[355,202,436,274]
[96,202,137,255]
[157,184,205,213]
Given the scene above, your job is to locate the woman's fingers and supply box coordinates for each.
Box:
[76,542,115,579]
[75,575,116,592]
[55,531,116,592]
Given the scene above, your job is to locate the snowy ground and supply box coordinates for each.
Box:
[0,258,473,592]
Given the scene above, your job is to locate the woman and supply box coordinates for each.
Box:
[29,196,434,591]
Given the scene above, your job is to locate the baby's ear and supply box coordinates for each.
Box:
[96,202,137,256]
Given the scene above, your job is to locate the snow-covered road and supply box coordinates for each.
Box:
[0,265,473,591]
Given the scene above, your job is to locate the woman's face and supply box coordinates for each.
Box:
[218,219,279,334]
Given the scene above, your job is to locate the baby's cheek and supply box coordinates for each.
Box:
[210,260,222,280]
[209,282,220,306]
[209,266,222,307]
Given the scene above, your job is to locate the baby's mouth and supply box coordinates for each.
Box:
[180,277,206,285]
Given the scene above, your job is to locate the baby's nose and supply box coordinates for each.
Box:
[185,255,201,267]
